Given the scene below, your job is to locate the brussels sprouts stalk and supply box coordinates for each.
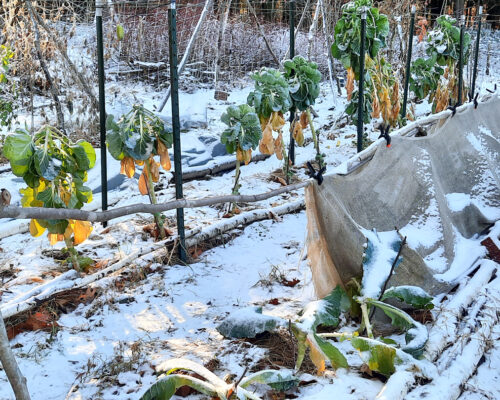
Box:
[145,158,166,240]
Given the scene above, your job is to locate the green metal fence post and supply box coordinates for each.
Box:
[471,6,483,97]
[458,14,465,106]
[401,5,416,122]
[168,0,187,262]
[288,0,296,165]
[96,0,108,227]
[357,8,367,153]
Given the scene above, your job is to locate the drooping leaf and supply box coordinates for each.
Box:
[351,336,397,377]
[139,375,219,400]
[3,129,33,176]
[239,370,299,392]
[381,286,434,310]
[72,220,93,245]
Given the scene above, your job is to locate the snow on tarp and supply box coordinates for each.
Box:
[306,95,500,298]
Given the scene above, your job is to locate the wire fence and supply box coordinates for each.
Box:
[0,0,499,139]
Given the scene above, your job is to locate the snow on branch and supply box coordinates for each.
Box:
[0,181,310,222]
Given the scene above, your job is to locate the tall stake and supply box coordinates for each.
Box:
[471,6,482,97]
[401,5,416,122]
[168,0,186,262]
[457,14,465,106]
[96,0,108,227]
[357,8,367,153]
[288,0,296,166]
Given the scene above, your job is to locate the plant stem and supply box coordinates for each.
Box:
[306,108,322,168]
[64,237,80,271]
[145,158,166,240]
[230,159,241,212]
[361,302,374,339]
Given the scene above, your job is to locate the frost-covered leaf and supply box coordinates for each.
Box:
[216,307,284,339]
[381,286,434,310]
[139,374,219,400]
[247,68,291,118]
[220,105,261,155]
[365,299,428,357]
[239,369,299,392]
[297,285,351,331]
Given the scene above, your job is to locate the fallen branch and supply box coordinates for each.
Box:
[1,200,305,320]
[0,181,310,222]
[0,309,31,399]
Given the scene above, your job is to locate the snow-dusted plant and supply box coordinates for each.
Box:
[220,104,261,200]
[410,15,472,112]
[247,67,290,164]
[283,56,324,168]
[291,273,434,377]
[331,0,390,127]
[140,358,298,400]
[3,126,95,270]
[106,105,172,238]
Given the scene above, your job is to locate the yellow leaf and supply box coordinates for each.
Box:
[49,233,63,246]
[270,111,285,131]
[300,111,309,129]
[138,171,149,195]
[73,220,92,245]
[150,159,160,182]
[292,122,304,147]
[346,67,355,101]
[274,132,283,160]
[29,219,46,237]
[307,337,326,375]
[259,125,275,155]
[120,157,135,178]
[64,222,74,240]
[260,116,270,132]
[158,140,171,171]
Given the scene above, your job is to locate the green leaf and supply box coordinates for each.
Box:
[365,299,414,330]
[297,285,351,331]
[351,336,396,377]
[116,24,124,41]
[220,104,261,153]
[139,375,219,400]
[381,286,434,309]
[77,141,96,169]
[71,145,91,171]
[365,299,428,357]
[3,130,33,176]
[315,334,348,368]
[34,148,60,181]
[240,370,299,392]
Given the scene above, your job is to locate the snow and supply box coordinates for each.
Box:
[1,17,499,400]
[360,229,401,299]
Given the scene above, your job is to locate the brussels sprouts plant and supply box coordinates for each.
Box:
[106,105,173,238]
[3,126,96,270]
[220,104,262,206]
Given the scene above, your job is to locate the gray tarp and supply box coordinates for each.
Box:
[306,95,500,298]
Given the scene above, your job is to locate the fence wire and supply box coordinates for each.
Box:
[0,0,498,140]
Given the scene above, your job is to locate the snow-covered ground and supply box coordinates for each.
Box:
[1,22,500,400]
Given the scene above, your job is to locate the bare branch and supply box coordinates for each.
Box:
[0,181,310,222]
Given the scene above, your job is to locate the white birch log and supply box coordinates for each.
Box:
[1,200,304,320]
[0,181,310,222]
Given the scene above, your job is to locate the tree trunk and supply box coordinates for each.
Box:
[26,0,65,132]
[0,309,31,400]
[213,0,232,97]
